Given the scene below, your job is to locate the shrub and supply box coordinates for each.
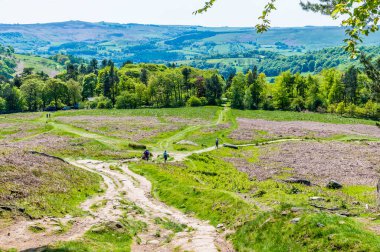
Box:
[0,97,6,112]
[335,102,346,115]
[200,97,208,106]
[363,100,379,119]
[48,100,65,110]
[290,97,305,112]
[128,143,146,150]
[96,96,113,109]
[115,92,138,109]
[186,96,202,107]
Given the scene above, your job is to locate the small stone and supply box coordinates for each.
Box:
[290,218,301,224]
[281,210,290,216]
[317,223,325,228]
[326,180,343,189]
[309,197,325,201]
[216,223,224,229]
[290,207,304,213]
[114,222,124,229]
[147,240,160,245]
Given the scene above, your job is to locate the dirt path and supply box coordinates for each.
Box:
[0,160,232,252]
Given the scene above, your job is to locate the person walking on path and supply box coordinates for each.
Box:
[216,138,219,149]
[163,150,169,163]
[143,149,150,161]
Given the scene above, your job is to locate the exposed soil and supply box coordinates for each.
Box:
[0,159,232,251]
[229,141,380,186]
[230,118,380,141]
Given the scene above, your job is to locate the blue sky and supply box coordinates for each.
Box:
[0,0,341,27]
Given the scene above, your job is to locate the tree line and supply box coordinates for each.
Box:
[0,59,224,113]
[228,55,380,119]
[0,53,379,120]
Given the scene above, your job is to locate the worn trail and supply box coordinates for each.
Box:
[0,159,232,251]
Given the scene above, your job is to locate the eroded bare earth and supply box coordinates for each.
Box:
[230,118,380,140]
[229,141,380,186]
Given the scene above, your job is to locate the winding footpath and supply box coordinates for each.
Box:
[0,159,232,252]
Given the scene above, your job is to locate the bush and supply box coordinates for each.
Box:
[290,97,305,112]
[96,96,113,109]
[363,100,379,119]
[200,97,208,106]
[115,92,138,109]
[128,143,147,150]
[0,97,6,112]
[335,102,346,115]
[186,96,202,107]
[48,100,65,110]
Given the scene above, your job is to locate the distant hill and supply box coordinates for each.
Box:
[1,21,379,66]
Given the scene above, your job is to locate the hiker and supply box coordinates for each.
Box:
[216,138,219,149]
[163,150,169,163]
[143,149,150,161]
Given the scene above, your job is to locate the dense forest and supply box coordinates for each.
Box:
[0,43,379,120]
[186,46,380,78]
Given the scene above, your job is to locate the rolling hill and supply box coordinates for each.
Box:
[0,21,379,77]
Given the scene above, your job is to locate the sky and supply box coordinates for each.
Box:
[0,0,341,27]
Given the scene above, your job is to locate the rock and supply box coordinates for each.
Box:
[216,223,224,229]
[317,223,325,228]
[114,222,124,229]
[326,180,343,189]
[147,240,160,245]
[290,218,301,224]
[281,210,290,216]
[290,207,304,213]
[91,226,105,233]
[284,178,311,186]
[223,143,238,149]
[309,197,325,201]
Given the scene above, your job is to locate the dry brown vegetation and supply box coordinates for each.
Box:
[55,115,206,142]
[0,147,101,219]
[228,141,380,186]
[230,118,380,141]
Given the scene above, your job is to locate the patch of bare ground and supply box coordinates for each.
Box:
[55,115,205,142]
[230,118,380,140]
[0,160,232,251]
[229,141,380,186]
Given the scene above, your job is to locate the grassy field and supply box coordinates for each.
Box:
[1,107,380,251]
[15,54,63,77]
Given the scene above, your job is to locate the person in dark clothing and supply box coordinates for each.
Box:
[143,149,150,161]
[163,150,169,163]
[216,138,219,149]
